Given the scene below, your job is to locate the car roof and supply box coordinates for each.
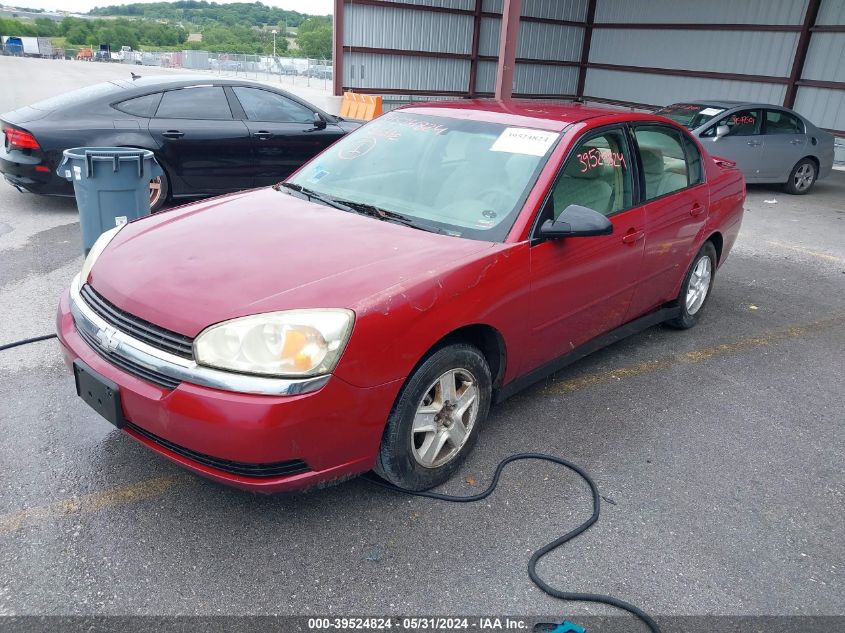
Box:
[670,99,795,111]
[397,99,655,132]
[111,74,273,90]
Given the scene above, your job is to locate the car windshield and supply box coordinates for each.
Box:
[655,103,727,130]
[286,111,558,242]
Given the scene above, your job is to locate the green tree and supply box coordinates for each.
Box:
[297,17,331,59]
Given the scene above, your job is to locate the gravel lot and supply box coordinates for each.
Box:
[1,57,843,631]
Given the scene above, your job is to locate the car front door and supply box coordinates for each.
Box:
[147,85,253,192]
[527,126,645,370]
[230,86,345,187]
[625,124,709,319]
[698,108,763,181]
[761,109,807,181]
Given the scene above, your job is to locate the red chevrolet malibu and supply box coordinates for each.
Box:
[57,101,744,492]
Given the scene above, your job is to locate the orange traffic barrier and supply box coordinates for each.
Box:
[340,92,383,121]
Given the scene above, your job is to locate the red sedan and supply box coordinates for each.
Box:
[57,101,745,492]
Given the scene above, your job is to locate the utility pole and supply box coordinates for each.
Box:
[271,29,277,57]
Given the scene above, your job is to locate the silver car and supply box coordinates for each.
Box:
[656,101,835,194]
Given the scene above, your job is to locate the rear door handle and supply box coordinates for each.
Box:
[161,130,184,139]
[790,139,803,145]
[690,204,705,217]
[622,229,645,244]
[747,140,761,147]
[252,131,273,140]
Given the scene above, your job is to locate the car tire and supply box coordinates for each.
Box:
[666,241,718,330]
[374,343,492,491]
[149,167,169,213]
[783,158,817,195]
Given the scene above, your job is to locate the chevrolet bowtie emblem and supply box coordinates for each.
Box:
[95,326,120,352]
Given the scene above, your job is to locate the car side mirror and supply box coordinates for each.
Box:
[539,204,613,239]
[713,124,730,141]
[312,112,327,130]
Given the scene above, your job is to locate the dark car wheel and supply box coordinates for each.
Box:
[149,169,169,213]
[783,158,817,195]
[375,343,492,491]
[666,241,718,330]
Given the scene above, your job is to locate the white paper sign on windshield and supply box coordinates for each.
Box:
[490,128,559,156]
[699,108,724,116]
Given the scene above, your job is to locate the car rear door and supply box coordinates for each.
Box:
[527,125,645,370]
[760,109,807,181]
[229,85,345,187]
[625,124,709,319]
[147,85,253,192]
[698,108,763,181]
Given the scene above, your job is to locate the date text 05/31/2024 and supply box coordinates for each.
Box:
[307,617,532,630]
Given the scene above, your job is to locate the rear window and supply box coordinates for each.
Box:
[114,93,162,117]
[156,86,232,120]
[29,82,125,111]
[655,103,726,130]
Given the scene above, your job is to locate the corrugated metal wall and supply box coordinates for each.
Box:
[340,0,845,138]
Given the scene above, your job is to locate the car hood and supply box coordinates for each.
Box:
[88,188,493,337]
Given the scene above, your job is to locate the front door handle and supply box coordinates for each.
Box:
[161,130,184,139]
[690,204,705,217]
[622,229,645,245]
[747,140,761,147]
[252,131,273,140]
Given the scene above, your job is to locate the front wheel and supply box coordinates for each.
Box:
[783,158,817,195]
[375,344,492,491]
[666,241,717,330]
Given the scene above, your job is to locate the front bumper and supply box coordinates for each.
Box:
[57,287,402,493]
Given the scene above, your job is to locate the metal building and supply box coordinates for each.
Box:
[333,0,845,143]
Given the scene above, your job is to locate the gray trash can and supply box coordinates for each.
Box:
[57,147,162,254]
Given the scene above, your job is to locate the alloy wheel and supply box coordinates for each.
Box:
[685,255,712,315]
[149,177,163,209]
[793,163,815,192]
[411,368,479,469]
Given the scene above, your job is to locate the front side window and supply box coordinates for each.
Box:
[546,129,633,219]
[765,110,804,135]
[634,126,692,200]
[232,87,313,123]
[156,87,232,120]
[286,112,557,242]
[703,108,761,137]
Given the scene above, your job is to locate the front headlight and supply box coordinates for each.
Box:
[194,309,355,378]
[80,225,123,285]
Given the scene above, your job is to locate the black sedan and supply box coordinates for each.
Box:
[1,75,359,211]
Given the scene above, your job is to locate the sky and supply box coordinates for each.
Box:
[6,0,333,15]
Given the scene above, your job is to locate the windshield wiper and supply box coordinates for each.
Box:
[276,182,443,234]
[274,181,356,213]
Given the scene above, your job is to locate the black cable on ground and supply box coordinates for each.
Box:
[367,453,661,633]
[0,333,57,352]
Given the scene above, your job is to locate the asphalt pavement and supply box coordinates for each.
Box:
[0,57,843,629]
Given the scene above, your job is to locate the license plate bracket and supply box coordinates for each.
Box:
[73,360,126,428]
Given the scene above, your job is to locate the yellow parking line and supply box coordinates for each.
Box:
[0,475,184,534]
[766,240,843,263]
[544,315,845,395]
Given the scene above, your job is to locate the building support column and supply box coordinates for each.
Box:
[468,0,483,98]
[576,0,597,100]
[784,0,821,108]
[494,0,521,101]
[332,0,344,96]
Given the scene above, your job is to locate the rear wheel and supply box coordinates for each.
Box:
[666,241,717,330]
[149,169,169,213]
[375,344,492,491]
[783,158,817,195]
